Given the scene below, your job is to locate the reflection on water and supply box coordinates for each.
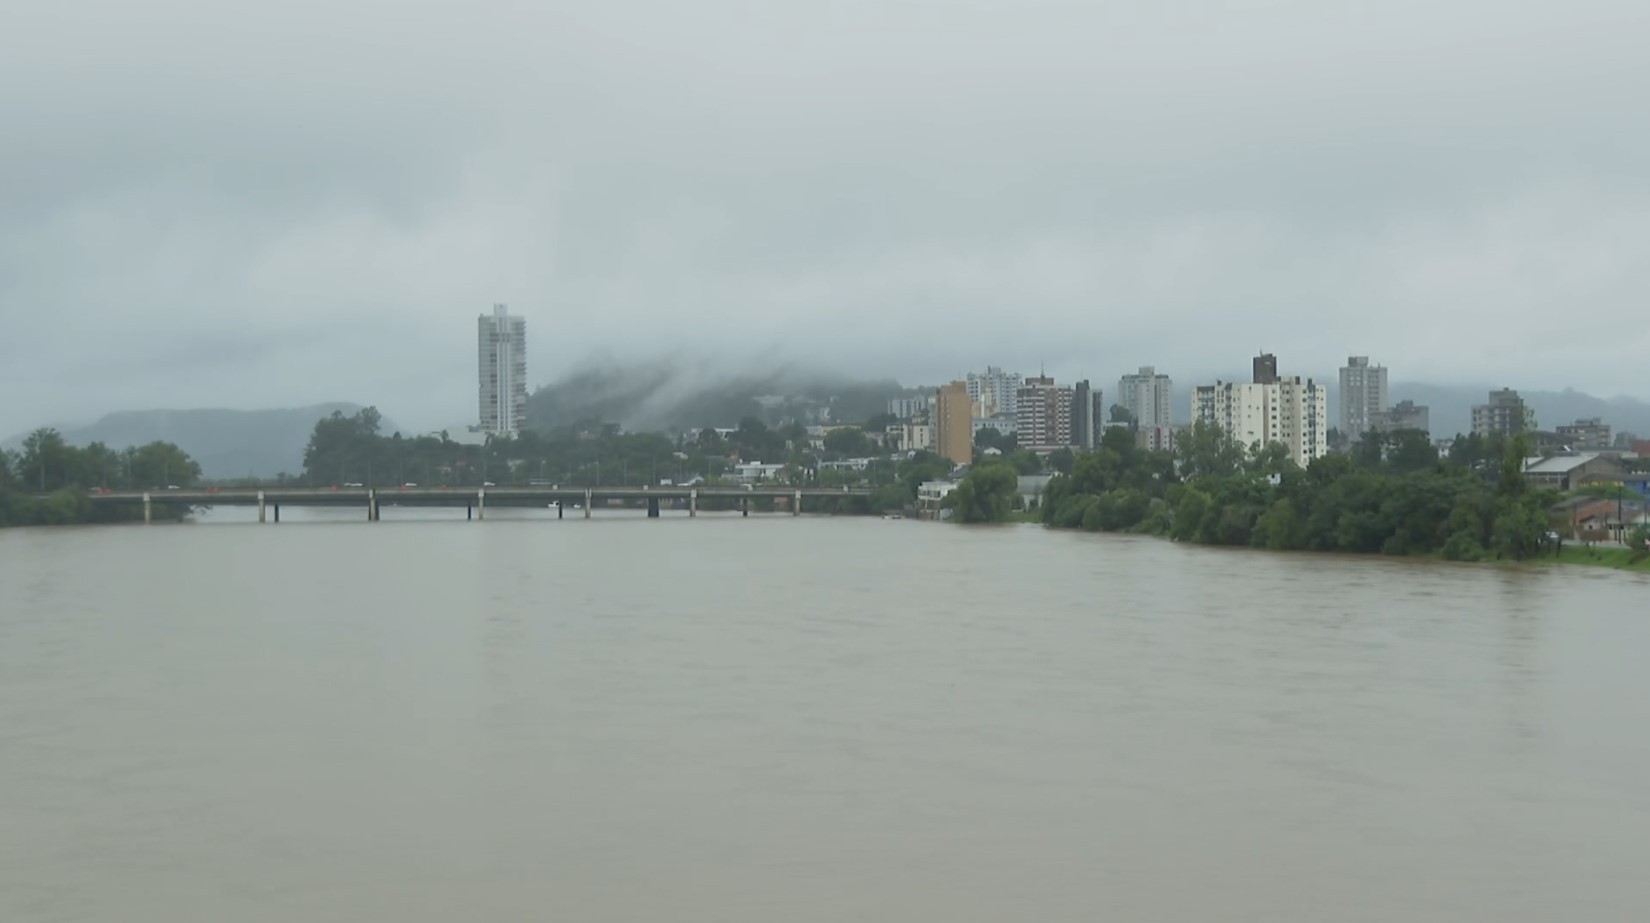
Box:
[2,520,1649,922]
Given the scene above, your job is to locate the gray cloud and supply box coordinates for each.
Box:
[3,0,1648,436]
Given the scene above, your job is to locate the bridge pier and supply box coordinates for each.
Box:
[467,505,472,521]
[742,497,748,518]
[557,502,563,519]
[273,504,280,523]
[477,488,485,522]
[257,490,266,523]
[794,489,801,516]
[689,488,697,518]
[647,497,660,518]
[143,492,152,524]
[368,489,378,522]
[584,489,592,519]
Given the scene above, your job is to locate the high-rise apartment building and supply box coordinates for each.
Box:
[1370,399,1430,436]
[935,381,973,466]
[1118,366,1173,429]
[887,394,934,420]
[1193,370,1327,469]
[1557,417,1611,450]
[966,367,1022,418]
[1071,380,1105,450]
[477,304,527,435]
[1472,388,1531,438]
[1339,356,1389,440]
[1252,353,1278,385]
[1016,376,1073,453]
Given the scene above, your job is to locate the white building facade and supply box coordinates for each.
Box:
[1338,356,1389,440]
[967,367,1023,418]
[477,304,528,434]
[1192,377,1327,469]
[1118,366,1174,429]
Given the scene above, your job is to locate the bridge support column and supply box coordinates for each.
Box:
[585,489,592,519]
[273,504,280,523]
[557,502,563,519]
[467,505,472,521]
[368,489,378,522]
[143,492,152,524]
[257,490,266,523]
[794,489,801,516]
[742,497,748,517]
[477,488,485,522]
[690,488,697,518]
[647,497,660,518]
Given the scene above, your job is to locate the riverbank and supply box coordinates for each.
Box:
[1542,545,1650,572]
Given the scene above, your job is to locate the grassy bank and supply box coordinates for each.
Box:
[1544,545,1650,572]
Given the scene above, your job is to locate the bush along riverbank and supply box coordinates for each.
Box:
[1019,424,1648,566]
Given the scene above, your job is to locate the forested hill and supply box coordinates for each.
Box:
[3,404,394,479]
[526,362,911,432]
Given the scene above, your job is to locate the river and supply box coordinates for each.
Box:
[3,516,1648,921]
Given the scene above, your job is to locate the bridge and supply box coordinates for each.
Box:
[85,485,877,522]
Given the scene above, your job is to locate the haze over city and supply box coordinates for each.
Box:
[3,0,1648,439]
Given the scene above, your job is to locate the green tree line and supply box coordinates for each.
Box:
[1025,423,1559,561]
[0,429,201,526]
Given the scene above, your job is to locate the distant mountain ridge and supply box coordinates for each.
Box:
[1383,385,1650,441]
[4,404,397,479]
[526,361,911,433]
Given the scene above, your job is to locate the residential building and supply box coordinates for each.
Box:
[887,395,933,420]
[1369,399,1430,436]
[1338,356,1389,440]
[731,462,787,482]
[935,381,973,466]
[1556,417,1612,450]
[1521,453,1627,492]
[916,480,958,518]
[886,422,935,453]
[1117,366,1174,429]
[1192,362,1327,468]
[972,416,1017,439]
[1472,388,1531,438]
[1137,425,1176,453]
[966,367,1022,418]
[1070,380,1105,449]
[1016,376,1073,453]
[1252,352,1278,385]
[477,304,528,434]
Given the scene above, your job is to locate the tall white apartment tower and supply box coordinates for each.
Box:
[1192,374,1327,469]
[478,304,528,434]
[966,367,1023,418]
[1118,366,1174,428]
[1339,356,1388,440]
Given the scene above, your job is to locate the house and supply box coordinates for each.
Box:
[1521,453,1627,492]
[731,462,787,483]
[916,480,958,519]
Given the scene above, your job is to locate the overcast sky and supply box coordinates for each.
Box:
[3,0,1647,436]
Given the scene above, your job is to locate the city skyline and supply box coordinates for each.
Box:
[4,1,1648,440]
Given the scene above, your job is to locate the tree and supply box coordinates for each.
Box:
[823,427,875,458]
[1004,448,1043,476]
[1047,447,1076,475]
[1177,420,1244,480]
[974,426,1016,453]
[945,462,1018,523]
[19,428,69,492]
[1109,404,1136,426]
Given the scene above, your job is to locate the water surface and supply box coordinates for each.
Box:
[3,518,1648,921]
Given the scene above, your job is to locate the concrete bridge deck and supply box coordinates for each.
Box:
[83,485,875,522]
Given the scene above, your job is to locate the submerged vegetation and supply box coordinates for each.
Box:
[0,428,200,527]
[1032,423,1604,564]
